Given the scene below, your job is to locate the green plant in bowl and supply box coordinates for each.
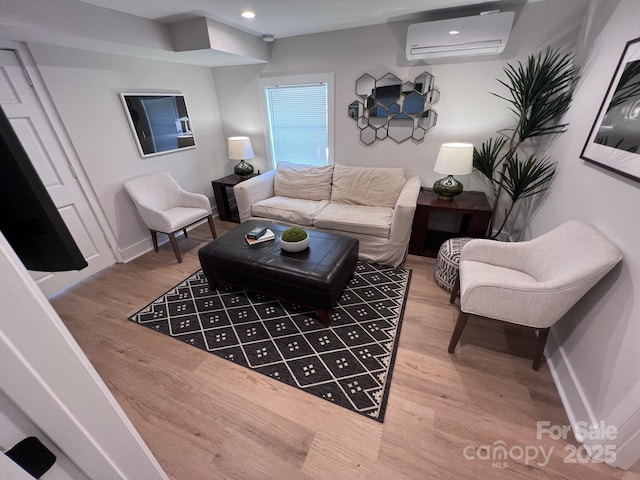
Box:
[280,227,310,252]
[281,227,308,242]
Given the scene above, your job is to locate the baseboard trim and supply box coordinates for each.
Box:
[613,406,640,469]
[546,328,598,435]
[546,329,640,469]
[119,238,153,263]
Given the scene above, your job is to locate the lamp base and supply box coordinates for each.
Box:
[433,175,463,201]
[234,159,254,179]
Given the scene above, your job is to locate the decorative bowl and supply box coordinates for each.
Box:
[280,235,310,252]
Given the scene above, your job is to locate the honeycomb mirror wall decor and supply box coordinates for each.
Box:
[348,71,439,145]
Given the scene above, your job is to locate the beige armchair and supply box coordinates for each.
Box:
[448,220,622,370]
[124,172,216,263]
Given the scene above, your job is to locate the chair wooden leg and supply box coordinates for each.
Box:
[207,215,217,239]
[448,310,469,353]
[150,230,159,252]
[533,327,550,371]
[168,232,182,263]
[183,228,188,237]
[450,273,460,304]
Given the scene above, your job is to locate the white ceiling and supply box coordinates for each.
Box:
[76,0,506,40]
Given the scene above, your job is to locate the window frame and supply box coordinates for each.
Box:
[258,73,335,169]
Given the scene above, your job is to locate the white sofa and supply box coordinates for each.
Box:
[233,163,421,266]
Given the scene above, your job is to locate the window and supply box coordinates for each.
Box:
[261,74,334,167]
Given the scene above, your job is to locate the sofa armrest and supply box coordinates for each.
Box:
[233,170,276,222]
[390,176,421,243]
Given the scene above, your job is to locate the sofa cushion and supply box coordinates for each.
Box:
[330,164,406,208]
[252,196,329,226]
[313,203,393,237]
[274,162,334,201]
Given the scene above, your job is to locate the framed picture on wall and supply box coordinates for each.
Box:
[120,93,196,157]
[581,36,640,182]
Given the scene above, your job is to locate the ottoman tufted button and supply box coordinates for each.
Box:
[434,237,474,292]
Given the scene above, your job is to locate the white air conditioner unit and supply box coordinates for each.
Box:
[406,11,515,61]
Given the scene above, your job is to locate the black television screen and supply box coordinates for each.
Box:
[120,93,196,157]
[0,105,88,272]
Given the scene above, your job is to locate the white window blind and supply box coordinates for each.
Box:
[265,83,328,166]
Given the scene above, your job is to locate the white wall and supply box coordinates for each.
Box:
[212,0,589,192]
[531,0,640,468]
[26,44,228,261]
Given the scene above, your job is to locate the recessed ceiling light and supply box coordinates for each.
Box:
[449,30,460,35]
[241,10,255,19]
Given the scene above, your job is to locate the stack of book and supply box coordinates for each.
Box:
[245,228,275,245]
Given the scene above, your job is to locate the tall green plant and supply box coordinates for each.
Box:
[475,47,579,239]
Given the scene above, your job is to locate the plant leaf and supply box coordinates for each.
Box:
[492,47,579,142]
[473,137,507,181]
[501,154,557,202]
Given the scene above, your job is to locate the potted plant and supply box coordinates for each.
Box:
[474,47,579,239]
[280,227,310,252]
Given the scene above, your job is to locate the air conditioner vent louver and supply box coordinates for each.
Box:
[406,12,515,60]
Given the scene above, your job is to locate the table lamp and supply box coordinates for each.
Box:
[228,136,255,179]
[432,142,473,201]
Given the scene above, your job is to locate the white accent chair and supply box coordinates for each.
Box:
[448,220,622,370]
[124,172,216,263]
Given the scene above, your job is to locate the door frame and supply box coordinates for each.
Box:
[0,40,122,264]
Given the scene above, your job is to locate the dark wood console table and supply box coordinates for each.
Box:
[211,174,248,223]
[408,188,492,257]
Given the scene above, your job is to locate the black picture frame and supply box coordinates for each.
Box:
[581,36,640,182]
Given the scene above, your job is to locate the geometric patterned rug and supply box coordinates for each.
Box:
[128,261,411,422]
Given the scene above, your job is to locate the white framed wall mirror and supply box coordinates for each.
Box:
[120,93,196,157]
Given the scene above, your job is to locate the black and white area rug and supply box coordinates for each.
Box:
[128,261,411,422]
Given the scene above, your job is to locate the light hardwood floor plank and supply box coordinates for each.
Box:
[49,219,640,480]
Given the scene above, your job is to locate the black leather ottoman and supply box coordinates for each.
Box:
[198,221,359,326]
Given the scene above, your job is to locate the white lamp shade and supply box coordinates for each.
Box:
[433,143,474,175]
[228,136,254,160]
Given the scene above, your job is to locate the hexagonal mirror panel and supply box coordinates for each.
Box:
[418,109,438,131]
[357,116,369,129]
[402,82,415,95]
[412,127,426,141]
[356,74,375,98]
[403,92,425,115]
[368,104,388,127]
[360,126,376,145]
[365,95,375,109]
[426,88,440,105]
[388,114,414,143]
[348,100,363,120]
[388,102,401,115]
[414,72,434,94]
[377,127,388,140]
[376,73,401,107]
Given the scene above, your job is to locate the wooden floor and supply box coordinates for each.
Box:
[50,220,640,480]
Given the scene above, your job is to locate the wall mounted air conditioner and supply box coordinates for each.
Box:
[406,11,515,61]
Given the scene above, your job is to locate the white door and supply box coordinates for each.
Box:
[0,232,169,480]
[0,48,115,295]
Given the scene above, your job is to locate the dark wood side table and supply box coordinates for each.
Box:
[211,174,249,223]
[408,188,492,257]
